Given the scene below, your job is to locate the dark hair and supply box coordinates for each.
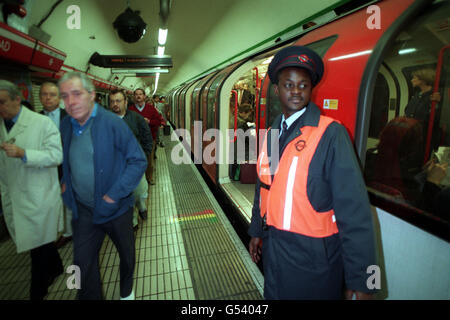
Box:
[110,89,127,101]
[238,103,252,113]
[134,88,145,95]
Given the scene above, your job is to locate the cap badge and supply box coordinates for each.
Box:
[298,54,315,68]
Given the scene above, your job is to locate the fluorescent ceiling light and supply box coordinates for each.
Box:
[111,68,169,74]
[157,46,165,56]
[329,50,372,61]
[398,48,417,55]
[152,73,160,96]
[158,28,168,45]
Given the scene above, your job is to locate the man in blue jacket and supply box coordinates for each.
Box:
[58,72,147,300]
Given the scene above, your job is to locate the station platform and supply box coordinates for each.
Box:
[0,131,263,300]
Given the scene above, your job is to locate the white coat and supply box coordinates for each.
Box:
[0,106,63,253]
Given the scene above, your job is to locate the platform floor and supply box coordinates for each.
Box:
[0,133,263,300]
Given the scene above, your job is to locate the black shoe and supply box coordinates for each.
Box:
[139,210,147,220]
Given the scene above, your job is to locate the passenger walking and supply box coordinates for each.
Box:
[153,95,166,147]
[129,88,165,185]
[39,81,73,248]
[0,79,64,300]
[109,89,153,225]
[58,72,147,300]
[248,46,378,299]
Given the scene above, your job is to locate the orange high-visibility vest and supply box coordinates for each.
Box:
[257,115,339,238]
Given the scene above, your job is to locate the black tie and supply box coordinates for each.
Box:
[4,119,14,132]
[279,120,288,156]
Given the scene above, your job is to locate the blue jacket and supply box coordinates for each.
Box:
[60,105,147,224]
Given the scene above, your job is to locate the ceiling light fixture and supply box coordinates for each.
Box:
[157,46,165,56]
[158,28,168,45]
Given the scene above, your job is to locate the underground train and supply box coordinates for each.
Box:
[0,0,449,299]
[165,0,450,297]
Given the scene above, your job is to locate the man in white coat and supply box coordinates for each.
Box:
[0,79,64,300]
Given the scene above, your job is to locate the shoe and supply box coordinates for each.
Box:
[139,210,147,220]
[159,142,165,147]
[120,290,135,300]
[55,236,72,249]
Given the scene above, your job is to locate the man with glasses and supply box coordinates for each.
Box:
[109,89,152,224]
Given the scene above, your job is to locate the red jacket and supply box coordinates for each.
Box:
[129,102,166,140]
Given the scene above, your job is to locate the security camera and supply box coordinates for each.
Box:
[113,7,147,43]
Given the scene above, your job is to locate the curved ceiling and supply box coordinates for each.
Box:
[4,0,342,94]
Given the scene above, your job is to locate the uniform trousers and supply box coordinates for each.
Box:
[30,241,63,300]
[72,201,135,300]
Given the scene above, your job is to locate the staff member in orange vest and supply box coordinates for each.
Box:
[248,46,378,300]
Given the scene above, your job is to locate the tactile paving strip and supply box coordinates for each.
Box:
[163,136,262,300]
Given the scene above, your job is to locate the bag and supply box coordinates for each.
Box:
[240,162,256,184]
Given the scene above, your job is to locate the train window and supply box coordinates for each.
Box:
[364,1,450,222]
[265,36,337,127]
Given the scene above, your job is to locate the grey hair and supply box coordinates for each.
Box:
[0,79,21,100]
[58,72,95,93]
[39,81,59,96]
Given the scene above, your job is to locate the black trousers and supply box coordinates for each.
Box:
[30,242,63,300]
[72,202,135,300]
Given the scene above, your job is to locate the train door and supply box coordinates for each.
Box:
[180,82,195,130]
[200,71,225,182]
[187,77,205,158]
[201,62,243,183]
[190,72,218,164]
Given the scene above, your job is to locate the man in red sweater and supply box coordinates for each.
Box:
[129,88,165,185]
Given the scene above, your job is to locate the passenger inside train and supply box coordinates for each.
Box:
[363,1,450,223]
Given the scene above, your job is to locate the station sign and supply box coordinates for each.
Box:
[89,52,173,68]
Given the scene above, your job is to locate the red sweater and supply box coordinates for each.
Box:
[129,102,166,139]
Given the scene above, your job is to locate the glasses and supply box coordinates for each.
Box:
[110,99,124,104]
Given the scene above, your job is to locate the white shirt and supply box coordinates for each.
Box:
[279,108,306,137]
[135,102,146,112]
[44,108,61,130]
